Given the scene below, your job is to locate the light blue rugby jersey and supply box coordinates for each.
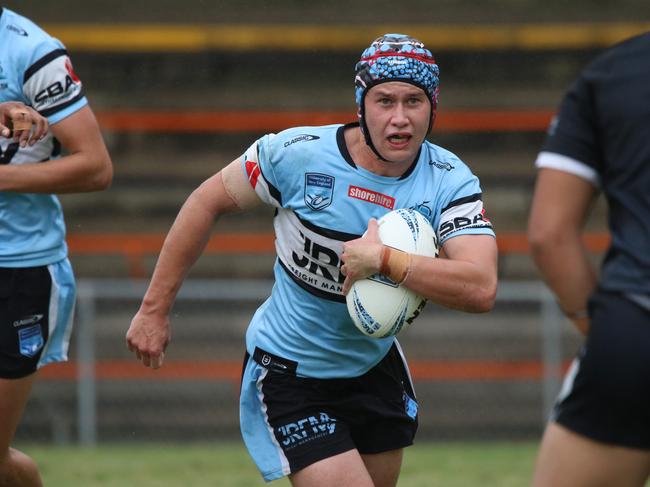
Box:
[0,8,87,267]
[242,123,494,378]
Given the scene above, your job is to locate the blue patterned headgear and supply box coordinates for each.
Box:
[355,33,440,109]
[354,34,440,162]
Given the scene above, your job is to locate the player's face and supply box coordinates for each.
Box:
[363,82,431,164]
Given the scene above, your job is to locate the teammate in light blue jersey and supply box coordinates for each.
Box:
[0,8,113,487]
[128,34,497,486]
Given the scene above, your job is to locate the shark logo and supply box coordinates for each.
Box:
[409,202,433,219]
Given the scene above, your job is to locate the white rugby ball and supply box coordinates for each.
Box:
[346,208,438,338]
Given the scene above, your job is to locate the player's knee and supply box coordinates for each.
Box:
[0,447,42,487]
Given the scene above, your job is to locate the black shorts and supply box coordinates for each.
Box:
[0,266,52,379]
[239,343,418,481]
[552,289,650,449]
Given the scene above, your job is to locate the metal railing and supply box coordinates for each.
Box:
[58,278,567,445]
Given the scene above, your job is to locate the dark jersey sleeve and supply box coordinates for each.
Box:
[541,74,602,174]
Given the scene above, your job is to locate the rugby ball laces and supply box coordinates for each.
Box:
[346,208,438,338]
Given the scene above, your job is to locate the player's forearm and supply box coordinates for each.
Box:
[530,233,597,325]
[404,254,497,313]
[139,189,218,317]
[0,150,112,193]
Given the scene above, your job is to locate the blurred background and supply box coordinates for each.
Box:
[5,0,649,448]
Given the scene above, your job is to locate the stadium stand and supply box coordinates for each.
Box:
[4,0,636,444]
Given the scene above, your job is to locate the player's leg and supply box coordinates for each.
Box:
[353,343,417,487]
[288,447,404,487]
[362,448,403,487]
[289,449,374,487]
[0,263,74,487]
[0,373,43,487]
[532,422,650,487]
[240,350,361,483]
[240,344,416,485]
[533,290,650,487]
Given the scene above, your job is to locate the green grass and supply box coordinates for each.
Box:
[23,441,539,487]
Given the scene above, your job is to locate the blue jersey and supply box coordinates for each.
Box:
[242,123,494,378]
[0,8,88,267]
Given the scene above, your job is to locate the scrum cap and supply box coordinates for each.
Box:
[354,33,440,109]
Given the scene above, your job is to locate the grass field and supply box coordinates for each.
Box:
[23,441,539,486]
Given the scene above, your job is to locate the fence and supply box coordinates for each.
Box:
[20,277,579,445]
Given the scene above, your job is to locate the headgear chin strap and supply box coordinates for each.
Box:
[354,34,440,162]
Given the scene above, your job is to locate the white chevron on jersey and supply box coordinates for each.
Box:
[0,134,56,165]
[274,208,346,299]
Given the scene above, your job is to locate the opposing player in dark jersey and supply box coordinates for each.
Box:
[0,8,113,487]
[528,32,650,487]
[127,34,497,486]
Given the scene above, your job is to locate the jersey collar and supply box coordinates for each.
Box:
[337,122,421,180]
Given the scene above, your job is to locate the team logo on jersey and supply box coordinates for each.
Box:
[410,201,433,219]
[283,134,320,148]
[403,393,418,419]
[348,185,395,209]
[18,325,44,358]
[304,173,334,211]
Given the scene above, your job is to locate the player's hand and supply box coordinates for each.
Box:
[0,102,48,147]
[340,218,384,295]
[126,310,171,369]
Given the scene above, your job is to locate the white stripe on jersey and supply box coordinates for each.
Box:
[274,209,346,298]
[394,340,416,399]
[439,198,492,243]
[39,265,61,363]
[552,357,581,418]
[255,368,291,477]
[536,151,600,187]
[38,260,75,367]
[23,53,83,115]
[0,135,56,164]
